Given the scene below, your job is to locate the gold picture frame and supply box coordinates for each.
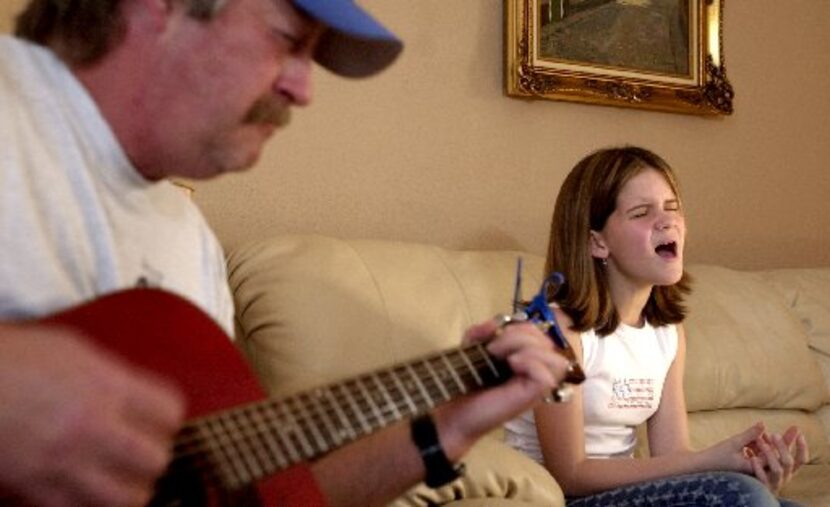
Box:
[505,0,733,115]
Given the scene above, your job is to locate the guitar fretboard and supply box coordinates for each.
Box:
[169,342,511,491]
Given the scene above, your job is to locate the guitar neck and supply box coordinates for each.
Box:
[172,342,512,492]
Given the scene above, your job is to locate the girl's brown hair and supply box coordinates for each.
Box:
[545,146,691,336]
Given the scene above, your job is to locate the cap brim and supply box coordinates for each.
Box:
[291,0,403,78]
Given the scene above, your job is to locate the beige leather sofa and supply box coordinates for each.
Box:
[227,235,830,506]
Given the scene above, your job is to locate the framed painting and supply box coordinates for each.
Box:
[505,0,734,115]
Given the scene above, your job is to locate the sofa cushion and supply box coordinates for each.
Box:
[760,268,830,357]
[682,265,827,412]
[778,464,830,507]
[227,234,545,398]
[227,235,559,506]
[227,236,830,505]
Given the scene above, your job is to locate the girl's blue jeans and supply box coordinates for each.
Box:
[565,471,804,507]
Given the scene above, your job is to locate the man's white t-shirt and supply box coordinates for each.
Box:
[0,36,234,336]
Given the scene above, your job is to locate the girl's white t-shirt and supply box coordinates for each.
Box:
[505,320,678,462]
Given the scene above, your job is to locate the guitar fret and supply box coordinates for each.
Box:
[354,377,386,427]
[305,390,341,450]
[322,386,358,441]
[212,415,252,489]
[265,403,303,464]
[419,358,451,402]
[248,405,289,470]
[371,372,401,420]
[204,417,249,489]
[471,344,502,378]
[289,394,329,455]
[458,348,484,386]
[227,410,267,483]
[390,367,418,415]
[276,399,316,459]
[429,355,464,397]
[405,363,434,409]
[334,382,372,434]
[192,421,233,488]
[440,352,468,394]
[225,411,262,488]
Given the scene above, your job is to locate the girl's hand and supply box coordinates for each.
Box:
[703,422,766,474]
[746,426,809,495]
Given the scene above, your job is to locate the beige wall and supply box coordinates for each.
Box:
[3,1,829,269]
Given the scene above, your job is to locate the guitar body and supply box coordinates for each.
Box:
[38,287,525,506]
[42,288,323,507]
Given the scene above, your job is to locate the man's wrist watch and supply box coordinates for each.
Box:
[410,413,465,488]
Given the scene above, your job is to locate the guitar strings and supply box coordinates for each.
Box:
[166,345,503,483]
[170,343,492,450]
[164,351,495,489]
[171,348,490,456]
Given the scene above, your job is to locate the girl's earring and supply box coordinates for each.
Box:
[601,258,608,267]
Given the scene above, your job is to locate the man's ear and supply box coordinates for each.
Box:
[589,230,608,261]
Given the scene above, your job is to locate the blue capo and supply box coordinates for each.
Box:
[511,258,569,350]
[511,258,585,387]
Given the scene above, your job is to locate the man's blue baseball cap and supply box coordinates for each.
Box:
[291,0,403,78]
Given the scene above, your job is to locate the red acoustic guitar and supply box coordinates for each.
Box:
[41,288,515,506]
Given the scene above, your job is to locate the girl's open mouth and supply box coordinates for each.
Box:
[655,241,678,259]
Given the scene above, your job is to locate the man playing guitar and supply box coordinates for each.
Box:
[0,0,572,505]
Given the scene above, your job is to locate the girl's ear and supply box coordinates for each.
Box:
[589,230,609,261]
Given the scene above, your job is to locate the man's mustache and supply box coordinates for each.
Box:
[243,97,291,127]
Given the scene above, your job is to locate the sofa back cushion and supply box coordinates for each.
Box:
[760,269,830,356]
[681,265,829,462]
[227,234,545,398]
[683,265,826,412]
[227,237,830,463]
[227,235,563,506]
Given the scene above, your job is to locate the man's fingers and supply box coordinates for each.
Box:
[508,355,557,388]
[121,370,186,436]
[462,319,500,345]
[485,322,549,356]
[95,419,176,484]
[72,463,158,507]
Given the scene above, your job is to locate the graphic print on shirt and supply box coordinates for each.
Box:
[609,378,655,409]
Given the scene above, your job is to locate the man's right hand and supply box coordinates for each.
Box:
[0,324,185,506]
[435,318,571,459]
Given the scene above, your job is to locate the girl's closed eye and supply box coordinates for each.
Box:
[628,205,650,219]
[665,200,681,212]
